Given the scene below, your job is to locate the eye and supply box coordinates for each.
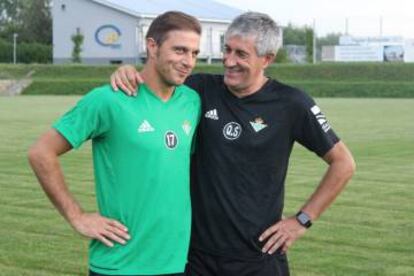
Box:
[192,50,200,58]
[174,47,186,54]
[236,50,248,59]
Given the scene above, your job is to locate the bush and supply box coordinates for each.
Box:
[289,81,414,98]
[265,63,414,82]
[17,42,52,63]
[1,63,412,98]
[0,39,13,63]
[0,39,51,63]
[274,48,290,63]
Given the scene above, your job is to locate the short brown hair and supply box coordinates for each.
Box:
[146,11,202,46]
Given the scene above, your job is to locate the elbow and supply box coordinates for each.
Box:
[344,155,356,180]
[27,144,39,166]
[27,143,47,167]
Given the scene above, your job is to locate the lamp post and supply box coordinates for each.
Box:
[13,33,18,64]
[379,16,383,37]
[313,19,316,64]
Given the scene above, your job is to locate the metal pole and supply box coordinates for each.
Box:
[379,16,383,37]
[345,17,349,35]
[13,33,18,64]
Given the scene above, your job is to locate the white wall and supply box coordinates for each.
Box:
[53,0,232,64]
[199,22,228,60]
[53,0,140,64]
[404,40,414,62]
[137,19,228,60]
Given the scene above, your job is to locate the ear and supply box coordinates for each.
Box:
[262,53,275,69]
[146,38,158,59]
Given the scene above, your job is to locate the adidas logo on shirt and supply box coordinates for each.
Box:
[205,109,219,120]
[137,120,155,133]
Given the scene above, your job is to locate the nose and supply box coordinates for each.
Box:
[182,53,196,69]
[223,51,236,67]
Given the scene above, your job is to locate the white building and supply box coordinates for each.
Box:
[52,0,244,64]
[321,35,414,62]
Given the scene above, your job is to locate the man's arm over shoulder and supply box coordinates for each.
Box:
[184,73,223,95]
[184,74,204,93]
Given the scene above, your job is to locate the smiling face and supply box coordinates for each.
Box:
[223,35,273,96]
[149,30,200,87]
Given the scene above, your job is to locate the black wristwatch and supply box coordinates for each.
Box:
[296,211,312,228]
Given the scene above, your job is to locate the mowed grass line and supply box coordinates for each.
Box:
[0,96,413,275]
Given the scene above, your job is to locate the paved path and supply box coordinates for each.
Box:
[0,70,34,96]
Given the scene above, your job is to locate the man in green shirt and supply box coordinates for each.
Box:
[28,11,201,276]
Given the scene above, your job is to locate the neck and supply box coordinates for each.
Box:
[228,75,268,98]
[141,66,175,102]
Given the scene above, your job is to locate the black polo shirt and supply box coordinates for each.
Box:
[185,74,339,259]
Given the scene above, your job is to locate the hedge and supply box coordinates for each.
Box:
[0,39,52,64]
[289,81,414,98]
[22,79,414,98]
[265,63,414,82]
[0,63,411,97]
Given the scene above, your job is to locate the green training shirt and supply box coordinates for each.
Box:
[53,84,200,275]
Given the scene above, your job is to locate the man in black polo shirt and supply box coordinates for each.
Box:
[110,12,355,276]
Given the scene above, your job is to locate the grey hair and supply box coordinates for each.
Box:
[225,12,281,56]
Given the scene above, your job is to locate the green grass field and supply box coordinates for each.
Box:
[0,96,413,275]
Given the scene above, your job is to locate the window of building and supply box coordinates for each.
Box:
[220,34,225,53]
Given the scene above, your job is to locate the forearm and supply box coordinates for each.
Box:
[301,142,355,220]
[260,143,355,254]
[301,161,353,220]
[28,147,83,225]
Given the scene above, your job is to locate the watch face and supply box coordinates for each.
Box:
[296,211,312,228]
[297,212,309,224]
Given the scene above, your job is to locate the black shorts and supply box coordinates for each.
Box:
[89,270,184,276]
[184,248,290,276]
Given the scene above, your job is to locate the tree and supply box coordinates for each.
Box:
[21,0,52,44]
[282,23,307,45]
[305,27,314,63]
[71,29,84,63]
[317,33,341,47]
[274,48,290,63]
[0,0,52,44]
[315,32,342,61]
[282,23,314,63]
[0,0,26,38]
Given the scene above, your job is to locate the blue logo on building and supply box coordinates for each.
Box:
[95,25,122,49]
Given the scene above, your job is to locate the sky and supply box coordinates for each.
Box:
[216,0,414,39]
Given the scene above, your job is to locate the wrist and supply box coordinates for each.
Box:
[66,208,84,227]
[295,210,313,229]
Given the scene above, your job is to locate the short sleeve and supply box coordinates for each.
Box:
[292,93,339,157]
[52,86,113,149]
